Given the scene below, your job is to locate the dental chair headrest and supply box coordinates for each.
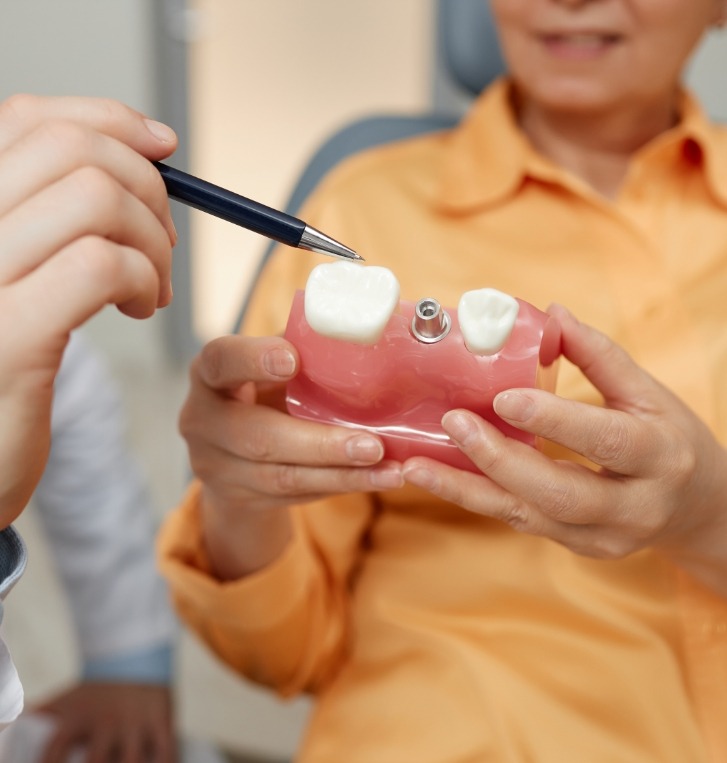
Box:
[438,0,506,97]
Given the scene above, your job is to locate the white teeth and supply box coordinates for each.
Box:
[304,261,400,345]
[457,288,519,355]
[567,34,603,44]
[552,33,615,46]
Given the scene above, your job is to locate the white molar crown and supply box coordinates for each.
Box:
[458,287,519,355]
[304,261,400,345]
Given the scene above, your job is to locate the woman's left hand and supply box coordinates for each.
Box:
[402,304,727,595]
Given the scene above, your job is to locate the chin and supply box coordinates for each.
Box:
[516,75,621,115]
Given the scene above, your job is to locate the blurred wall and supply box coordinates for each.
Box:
[187,0,435,341]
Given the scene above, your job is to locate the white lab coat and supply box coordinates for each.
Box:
[0,527,25,730]
[31,331,177,672]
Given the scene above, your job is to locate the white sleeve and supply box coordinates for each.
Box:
[32,332,177,665]
[0,527,25,727]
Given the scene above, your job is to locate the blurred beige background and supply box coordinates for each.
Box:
[0,1,725,760]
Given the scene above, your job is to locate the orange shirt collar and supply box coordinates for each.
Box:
[672,92,727,208]
[436,78,727,212]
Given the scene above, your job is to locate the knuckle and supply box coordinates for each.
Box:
[591,416,632,466]
[317,434,341,465]
[538,476,579,522]
[271,463,303,495]
[69,165,123,220]
[185,448,207,480]
[188,451,219,485]
[187,353,203,384]
[65,235,123,287]
[242,423,275,462]
[595,331,628,368]
[583,534,636,561]
[668,439,698,487]
[178,397,196,441]
[639,511,669,538]
[198,340,226,387]
[141,156,167,197]
[39,119,92,157]
[92,97,136,129]
[621,500,671,539]
[469,440,501,473]
[499,497,531,532]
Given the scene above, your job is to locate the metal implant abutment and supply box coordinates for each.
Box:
[411,297,451,344]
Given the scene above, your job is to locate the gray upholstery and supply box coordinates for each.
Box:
[438,0,505,98]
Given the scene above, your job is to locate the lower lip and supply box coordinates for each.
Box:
[540,35,620,62]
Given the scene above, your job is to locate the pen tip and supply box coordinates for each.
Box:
[299,224,363,262]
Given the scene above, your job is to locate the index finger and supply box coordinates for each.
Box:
[493,388,666,476]
[0,94,177,159]
[196,334,299,390]
[548,303,661,413]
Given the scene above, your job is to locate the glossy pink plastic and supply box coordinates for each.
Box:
[284,291,561,472]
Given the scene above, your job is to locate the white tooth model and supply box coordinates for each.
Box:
[304,261,401,345]
[457,287,520,355]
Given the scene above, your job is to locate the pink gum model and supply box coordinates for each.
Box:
[284,291,561,472]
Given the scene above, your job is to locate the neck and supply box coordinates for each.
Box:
[516,92,680,200]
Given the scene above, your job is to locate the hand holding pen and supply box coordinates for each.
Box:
[0,93,177,526]
[154,161,362,262]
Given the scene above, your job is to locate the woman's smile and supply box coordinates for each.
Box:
[538,29,623,61]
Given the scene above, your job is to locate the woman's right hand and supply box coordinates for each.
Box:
[180,334,403,579]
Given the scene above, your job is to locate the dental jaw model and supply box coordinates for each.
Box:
[284,262,561,472]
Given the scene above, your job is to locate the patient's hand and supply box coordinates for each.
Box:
[403,305,727,597]
[179,334,403,579]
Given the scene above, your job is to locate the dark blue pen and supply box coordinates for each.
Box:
[154,161,362,261]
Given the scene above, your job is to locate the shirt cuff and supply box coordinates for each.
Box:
[82,642,173,685]
[0,526,26,601]
[157,482,314,634]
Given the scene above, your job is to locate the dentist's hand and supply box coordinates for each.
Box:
[403,305,727,596]
[0,94,177,527]
[180,334,403,579]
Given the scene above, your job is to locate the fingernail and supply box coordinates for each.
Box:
[442,411,476,446]
[345,435,383,464]
[169,217,178,245]
[164,283,174,305]
[494,391,534,423]
[144,118,176,143]
[262,348,296,378]
[402,466,438,491]
[370,464,403,489]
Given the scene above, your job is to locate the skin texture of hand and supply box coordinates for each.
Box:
[34,683,175,763]
[403,304,727,598]
[0,94,177,527]
[180,333,404,580]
